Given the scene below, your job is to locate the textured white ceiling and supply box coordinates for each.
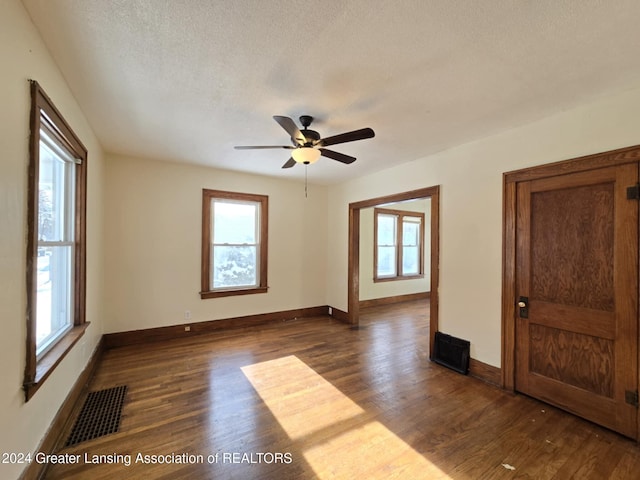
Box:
[22,0,640,184]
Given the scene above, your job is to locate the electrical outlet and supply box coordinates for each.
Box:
[184,325,191,332]
[184,310,191,320]
[328,307,333,315]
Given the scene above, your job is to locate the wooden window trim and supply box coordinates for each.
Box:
[24,80,88,402]
[374,207,425,282]
[201,189,268,299]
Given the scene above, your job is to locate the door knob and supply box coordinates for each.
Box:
[517,296,529,318]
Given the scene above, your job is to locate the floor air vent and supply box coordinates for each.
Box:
[65,385,127,446]
[432,332,470,374]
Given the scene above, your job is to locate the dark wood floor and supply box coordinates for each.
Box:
[45,300,639,479]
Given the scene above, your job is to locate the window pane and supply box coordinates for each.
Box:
[36,246,73,355]
[36,125,76,357]
[377,246,396,277]
[402,220,420,246]
[212,245,257,288]
[38,139,69,242]
[213,201,257,244]
[377,215,396,245]
[402,246,419,275]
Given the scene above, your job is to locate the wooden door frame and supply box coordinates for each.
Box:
[502,145,640,413]
[348,186,440,354]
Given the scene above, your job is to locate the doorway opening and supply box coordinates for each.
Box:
[348,186,440,354]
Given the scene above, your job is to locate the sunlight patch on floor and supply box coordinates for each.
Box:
[242,355,364,439]
[242,355,451,479]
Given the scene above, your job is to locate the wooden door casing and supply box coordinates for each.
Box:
[514,163,638,439]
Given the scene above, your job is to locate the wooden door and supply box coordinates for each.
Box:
[515,163,638,438]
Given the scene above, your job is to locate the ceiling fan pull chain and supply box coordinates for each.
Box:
[305,165,308,198]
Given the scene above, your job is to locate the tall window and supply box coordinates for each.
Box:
[374,208,424,281]
[36,127,76,353]
[25,81,87,401]
[201,190,268,298]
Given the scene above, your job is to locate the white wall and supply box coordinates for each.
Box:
[103,155,328,333]
[327,85,640,367]
[359,199,430,301]
[0,1,105,479]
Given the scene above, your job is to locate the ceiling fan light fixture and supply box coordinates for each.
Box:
[292,146,321,165]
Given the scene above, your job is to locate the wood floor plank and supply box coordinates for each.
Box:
[43,300,640,479]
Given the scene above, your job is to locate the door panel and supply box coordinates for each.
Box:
[531,181,614,311]
[529,323,613,397]
[515,164,638,439]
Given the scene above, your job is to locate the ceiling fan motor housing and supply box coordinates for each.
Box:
[299,115,314,128]
[297,116,320,145]
[301,129,320,143]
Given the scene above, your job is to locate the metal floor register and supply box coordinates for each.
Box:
[65,385,128,446]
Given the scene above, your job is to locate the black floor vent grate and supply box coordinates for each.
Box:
[65,385,127,446]
[432,332,470,375]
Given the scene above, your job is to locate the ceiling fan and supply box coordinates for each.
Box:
[234,115,375,168]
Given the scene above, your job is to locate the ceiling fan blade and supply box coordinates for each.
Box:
[320,148,356,164]
[273,116,306,144]
[234,145,294,150]
[282,157,296,169]
[319,127,375,147]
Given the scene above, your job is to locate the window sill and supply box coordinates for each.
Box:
[374,274,424,283]
[200,286,268,299]
[24,322,89,402]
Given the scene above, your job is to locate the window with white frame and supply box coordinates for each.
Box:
[201,190,268,298]
[401,216,422,276]
[36,127,78,355]
[24,80,87,401]
[374,208,424,281]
